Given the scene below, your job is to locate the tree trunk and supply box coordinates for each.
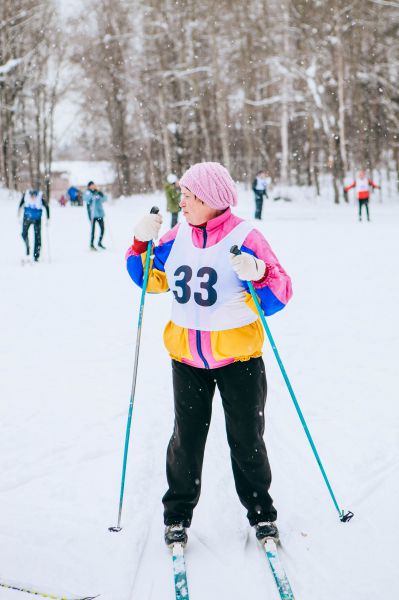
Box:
[159,90,172,174]
[336,38,348,175]
[280,2,290,185]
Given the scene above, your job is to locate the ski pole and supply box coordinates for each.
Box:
[109,206,160,532]
[0,578,98,600]
[46,220,51,263]
[90,197,95,247]
[230,245,353,523]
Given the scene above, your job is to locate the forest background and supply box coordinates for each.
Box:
[0,0,398,201]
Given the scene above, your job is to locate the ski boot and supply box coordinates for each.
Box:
[254,521,279,544]
[98,242,106,249]
[164,523,188,548]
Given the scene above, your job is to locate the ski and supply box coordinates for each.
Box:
[263,539,295,600]
[0,578,99,600]
[171,543,190,600]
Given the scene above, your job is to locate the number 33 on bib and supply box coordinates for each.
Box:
[165,221,258,331]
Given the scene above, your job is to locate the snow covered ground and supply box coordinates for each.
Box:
[0,186,398,600]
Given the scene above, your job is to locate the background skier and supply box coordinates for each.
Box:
[252,170,269,219]
[164,173,181,227]
[18,187,50,262]
[126,162,292,549]
[67,185,81,206]
[344,170,380,221]
[83,181,107,250]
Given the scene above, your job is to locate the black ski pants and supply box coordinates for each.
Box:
[170,212,178,228]
[358,198,370,220]
[163,357,277,527]
[22,217,41,260]
[90,217,104,245]
[254,191,265,219]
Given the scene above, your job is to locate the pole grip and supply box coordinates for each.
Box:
[230,245,241,256]
[150,206,159,214]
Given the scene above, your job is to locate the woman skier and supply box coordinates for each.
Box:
[126,162,292,548]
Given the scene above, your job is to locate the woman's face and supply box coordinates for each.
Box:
[179,186,221,225]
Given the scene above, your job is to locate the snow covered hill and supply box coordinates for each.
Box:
[0,187,398,599]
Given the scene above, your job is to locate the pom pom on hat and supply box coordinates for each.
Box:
[179,162,238,210]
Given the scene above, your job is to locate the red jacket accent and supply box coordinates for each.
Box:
[344,179,380,200]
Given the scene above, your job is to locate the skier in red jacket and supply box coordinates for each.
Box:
[344,170,380,222]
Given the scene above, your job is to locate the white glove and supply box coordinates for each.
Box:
[134,213,163,241]
[230,251,266,281]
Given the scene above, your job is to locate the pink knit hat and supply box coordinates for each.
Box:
[179,162,238,209]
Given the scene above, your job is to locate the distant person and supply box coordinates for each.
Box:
[59,194,68,207]
[83,181,107,250]
[164,173,181,227]
[67,186,81,206]
[83,181,95,220]
[344,170,380,222]
[252,171,268,219]
[18,187,50,262]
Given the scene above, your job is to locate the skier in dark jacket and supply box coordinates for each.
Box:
[18,188,50,262]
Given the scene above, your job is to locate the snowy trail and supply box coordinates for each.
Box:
[1,188,398,599]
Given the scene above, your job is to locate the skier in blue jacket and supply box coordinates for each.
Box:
[83,181,107,250]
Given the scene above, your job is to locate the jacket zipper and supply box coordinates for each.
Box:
[201,227,207,248]
[196,330,209,369]
[196,226,209,368]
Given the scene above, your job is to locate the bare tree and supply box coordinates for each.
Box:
[0,0,63,193]
[67,0,399,196]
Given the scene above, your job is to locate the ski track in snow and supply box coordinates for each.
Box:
[0,186,398,599]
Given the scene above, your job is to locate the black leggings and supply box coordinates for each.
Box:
[254,192,265,219]
[91,217,104,244]
[163,357,277,527]
[170,212,178,228]
[358,199,370,220]
[22,218,41,259]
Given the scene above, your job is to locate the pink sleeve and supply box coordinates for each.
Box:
[159,223,180,246]
[242,229,293,306]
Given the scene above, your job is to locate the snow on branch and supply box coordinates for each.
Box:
[170,97,200,108]
[163,66,211,79]
[369,0,399,7]
[0,57,22,76]
[245,93,304,107]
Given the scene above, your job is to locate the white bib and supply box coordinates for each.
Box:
[24,190,43,209]
[165,221,258,331]
[356,177,369,193]
[255,177,267,191]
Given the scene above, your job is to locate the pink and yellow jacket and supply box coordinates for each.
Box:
[126,209,292,369]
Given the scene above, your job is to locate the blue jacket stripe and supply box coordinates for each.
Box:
[126,238,175,289]
[127,255,144,288]
[240,244,285,316]
[153,239,174,271]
